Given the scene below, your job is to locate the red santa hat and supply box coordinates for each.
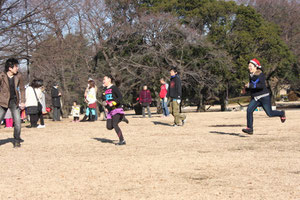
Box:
[249,58,262,69]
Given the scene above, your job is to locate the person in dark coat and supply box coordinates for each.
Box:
[0,58,25,147]
[139,85,152,118]
[51,83,61,121]
[167,67,186,127]
[241,58,286,135]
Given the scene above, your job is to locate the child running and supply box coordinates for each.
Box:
[241,58,286,134]
[103,75,129,145]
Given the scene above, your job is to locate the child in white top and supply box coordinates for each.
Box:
[71,101,80,122]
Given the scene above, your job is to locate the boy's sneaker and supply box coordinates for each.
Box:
[13,141,21,148]
[172,124,178,127]
[242,128,253,135]
[115,140,126,146]
[280,110,286,123]
[37,125,46,128]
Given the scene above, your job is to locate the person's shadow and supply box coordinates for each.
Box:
[209,131,248,138]
[152,121,173,127]
[0,138,15,146]
[93,138,118,144]
[209,124,243,127]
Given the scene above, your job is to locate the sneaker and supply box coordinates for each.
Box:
[242,128,253,135]
[26,125,38,128]
[37,125,45,128]
[172,124,178,127]
[182,118,187,126]
[115,140,126,145]
[13,141,21,148]
[280,110,286,123]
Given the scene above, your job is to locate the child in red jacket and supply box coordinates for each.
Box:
[139,85,152,118]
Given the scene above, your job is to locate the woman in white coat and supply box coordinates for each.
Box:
[25,79,43,128]
[80,78,97,122]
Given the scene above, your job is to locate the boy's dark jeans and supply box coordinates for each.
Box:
[0,100,22,142]
[247,95,284,129]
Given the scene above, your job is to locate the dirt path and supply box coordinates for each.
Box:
[1,110,299,200]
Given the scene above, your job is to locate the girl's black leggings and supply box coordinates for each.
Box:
[106,114,124,141]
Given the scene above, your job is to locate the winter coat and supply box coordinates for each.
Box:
[86,87,97,105]
[0,72,25,108]
[246,70,269,98]
[40,90,46,113]
[167,75,182,99]
[139,90,152,103]
[159,83,168,99]
[51,87,61,108]
[71,105,80,117]
[25,87,42,107]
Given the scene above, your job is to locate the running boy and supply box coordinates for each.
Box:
[103,75,129,145]
[242,58,286,134]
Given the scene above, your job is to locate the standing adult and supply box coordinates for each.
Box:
[139,85,152,118]
[39,80,47,115]
[25,79,43,128]
[36,79,46,128]
[80,78,97,122]
[159,78,170,117]
[0,58,25,147]
[167,67,186,127]
[51,83,61,121]
[241,59,286,134]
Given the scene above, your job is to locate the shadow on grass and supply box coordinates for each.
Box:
[209,124,244,127]
[152,121,173,127]
[0,138,15,146]
[93,138,118,144]
[210,131,248,138]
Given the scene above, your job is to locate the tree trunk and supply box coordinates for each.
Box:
[196,88,205,112]
[219,90,228,111]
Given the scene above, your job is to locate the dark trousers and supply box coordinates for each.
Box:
[142,105,151,118]
[247,95,284,129]
[53,107,61,121]
[30,114,39,127]
[106,114,124,141]
[39,112,44,125]
[0,100,22,141]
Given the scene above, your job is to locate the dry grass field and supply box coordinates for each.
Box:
[0,109,300,200]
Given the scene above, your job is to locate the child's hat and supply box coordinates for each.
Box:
[249,58,262,69]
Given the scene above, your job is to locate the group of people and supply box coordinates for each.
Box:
[138,67,187,127]
[0,57,287,148]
